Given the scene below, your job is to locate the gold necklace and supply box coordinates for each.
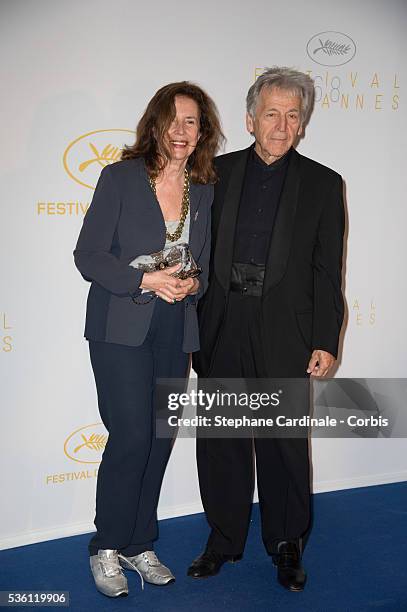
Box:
[149,169,190,242]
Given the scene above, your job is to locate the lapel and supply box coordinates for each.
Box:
[214,147,251,291]
[138,158,167,249]
[188,181,201,252]
[262,148,301,296]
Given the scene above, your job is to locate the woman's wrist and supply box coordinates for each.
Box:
[140,273,148,290]
[190,278,199,295]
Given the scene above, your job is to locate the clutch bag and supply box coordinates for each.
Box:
[129,242,201,280]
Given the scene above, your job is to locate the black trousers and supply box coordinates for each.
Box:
[196,292,311,555]
[88,298,189,556]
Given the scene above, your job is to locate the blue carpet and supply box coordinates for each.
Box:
[1,482,407,611]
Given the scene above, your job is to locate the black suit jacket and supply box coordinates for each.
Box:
[193,146,345,377]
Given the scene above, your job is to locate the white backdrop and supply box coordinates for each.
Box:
[1,0,407,550]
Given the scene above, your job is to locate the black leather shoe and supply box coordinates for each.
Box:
[187,550,242,578]
[273,541,306,592]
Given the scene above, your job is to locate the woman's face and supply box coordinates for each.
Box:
[165,95,200,163]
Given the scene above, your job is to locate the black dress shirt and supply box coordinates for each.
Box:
[233,146,291,265]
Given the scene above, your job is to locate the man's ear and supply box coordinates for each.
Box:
[297,123,303,137]
[246,112,254,135]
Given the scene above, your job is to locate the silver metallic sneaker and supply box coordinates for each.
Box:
[119,550,175,585]
[90,549,129,597]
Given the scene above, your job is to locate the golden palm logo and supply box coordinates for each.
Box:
[64,423,109,464]
[78,143,122,172]
[63,129,134,190]
[73,432,108,453]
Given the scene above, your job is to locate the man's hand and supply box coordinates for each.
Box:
[307,349,335,377]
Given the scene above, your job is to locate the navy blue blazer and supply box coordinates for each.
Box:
[74,157,213,352]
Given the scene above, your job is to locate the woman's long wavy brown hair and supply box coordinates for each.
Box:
[121,81,224,184]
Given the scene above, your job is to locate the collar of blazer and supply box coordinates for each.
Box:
[188,181,203,253]
[213,145,301,297]
[137,157,204,249]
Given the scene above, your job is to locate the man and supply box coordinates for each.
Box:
[188,67,345,591]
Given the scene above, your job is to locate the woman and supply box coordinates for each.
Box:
[74,82,223,597]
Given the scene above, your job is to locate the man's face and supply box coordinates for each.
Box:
[246,86,303,164]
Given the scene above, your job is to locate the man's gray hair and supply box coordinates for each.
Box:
[246,67,315,125]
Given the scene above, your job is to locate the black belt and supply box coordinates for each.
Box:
[230,262,265,296]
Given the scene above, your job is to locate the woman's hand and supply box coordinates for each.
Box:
[140,264,182,302]
[161,276,199,302]
[140,266,200,303]
[174,277,200,300]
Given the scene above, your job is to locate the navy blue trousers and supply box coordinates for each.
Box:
[88,299,189,556]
